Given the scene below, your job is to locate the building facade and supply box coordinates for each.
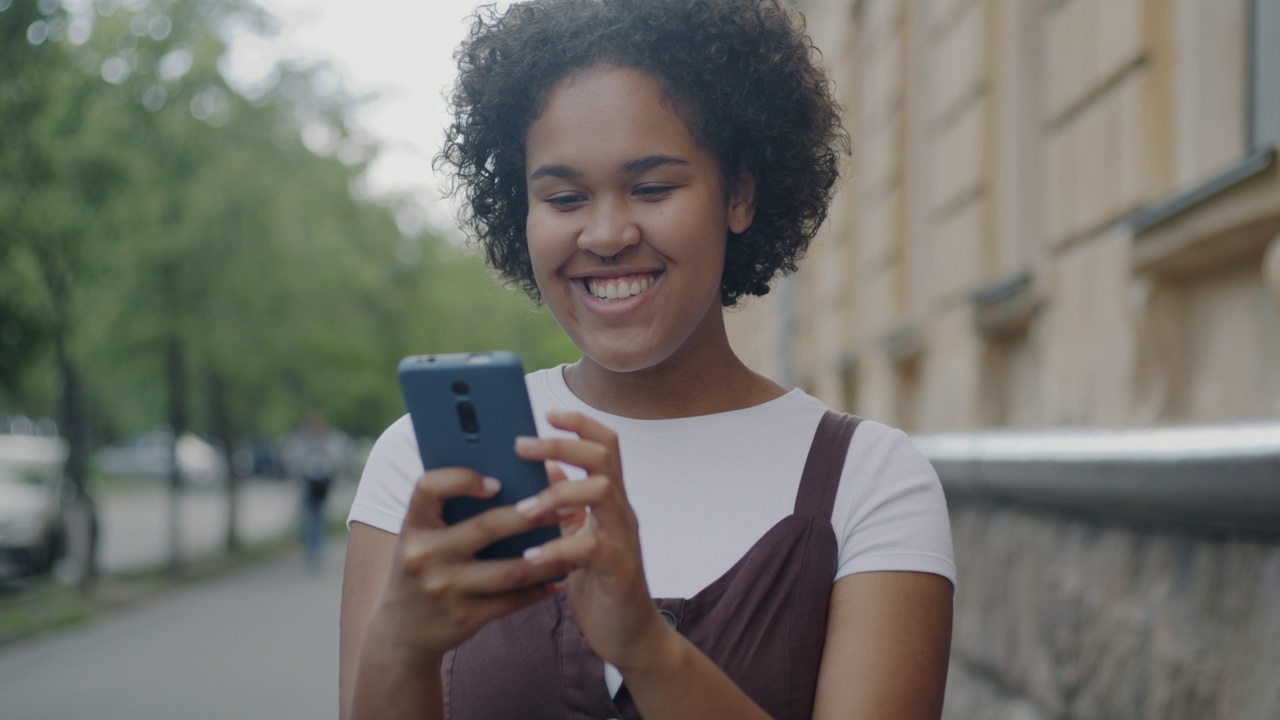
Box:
[730,0,1280,431]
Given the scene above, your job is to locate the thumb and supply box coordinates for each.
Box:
[401,467,497,533]
[401,474,446,533]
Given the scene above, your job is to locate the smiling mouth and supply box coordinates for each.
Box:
[582,272,659,300]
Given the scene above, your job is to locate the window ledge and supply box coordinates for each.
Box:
[1129,147,1275,232]
[1129,147,1280,277]
[969,272,1041,340]
[882,325,923,366]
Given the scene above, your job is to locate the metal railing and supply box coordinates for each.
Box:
[913,421,1280,537]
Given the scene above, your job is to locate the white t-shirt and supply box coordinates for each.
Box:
[349,365,955,597]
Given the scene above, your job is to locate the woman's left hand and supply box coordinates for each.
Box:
[513,410,670,671]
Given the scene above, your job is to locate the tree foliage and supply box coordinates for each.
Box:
[0,0,576,448]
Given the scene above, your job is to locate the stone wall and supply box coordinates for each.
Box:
[942,503,1280,720]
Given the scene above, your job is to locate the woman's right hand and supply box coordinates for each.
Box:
[369,467,571,664]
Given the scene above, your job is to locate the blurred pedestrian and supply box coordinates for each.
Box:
[283,411,349,570]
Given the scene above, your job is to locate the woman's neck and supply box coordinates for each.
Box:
[563,334,786,420]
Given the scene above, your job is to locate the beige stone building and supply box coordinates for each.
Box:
[730,0,1280,431]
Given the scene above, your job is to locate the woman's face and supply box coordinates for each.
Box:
[524,66,755,374]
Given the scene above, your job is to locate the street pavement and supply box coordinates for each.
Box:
[0,479,360,719]
[0,542,347,720]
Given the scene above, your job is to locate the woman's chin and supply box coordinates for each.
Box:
[573,342,676,377]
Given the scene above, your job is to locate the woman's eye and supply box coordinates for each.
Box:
[634,185,676,200]
[545,194,586,208]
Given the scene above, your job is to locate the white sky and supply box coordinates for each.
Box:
[224,1,514,237]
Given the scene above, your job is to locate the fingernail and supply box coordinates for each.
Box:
[515,436,538,452]
[482,476,501,494]
[523,545,544,562]
[556,507,575,517]
[515,496,541,516]
[546,410,562,422]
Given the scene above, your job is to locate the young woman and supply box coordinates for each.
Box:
[340,1,955,718]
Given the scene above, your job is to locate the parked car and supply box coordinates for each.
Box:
[94,429,228,486]
[0,434,69,579]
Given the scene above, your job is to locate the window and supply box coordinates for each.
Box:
[1251,0,1280,150]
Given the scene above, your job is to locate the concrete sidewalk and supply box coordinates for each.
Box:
[0,542,347,720]
[97,479,356,574]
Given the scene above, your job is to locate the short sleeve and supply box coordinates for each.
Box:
[347,414,423,534]
[832,422,956,588]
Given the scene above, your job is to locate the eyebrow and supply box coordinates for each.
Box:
[620,154,689,175]
[528,154,689,182]
[529,164,581,182]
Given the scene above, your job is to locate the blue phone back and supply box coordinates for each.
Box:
[398,351,559,561]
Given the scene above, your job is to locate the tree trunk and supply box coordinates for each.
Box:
[45,259,99,592]
[55,336,99,592]
[166,333,187,579]
[208,368,240,553]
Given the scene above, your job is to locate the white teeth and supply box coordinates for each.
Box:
[586,274,655,300]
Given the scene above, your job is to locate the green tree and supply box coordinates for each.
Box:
[1,0,577,576]
[0,0,144,584]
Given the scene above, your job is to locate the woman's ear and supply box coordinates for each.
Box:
[727,166,757,235]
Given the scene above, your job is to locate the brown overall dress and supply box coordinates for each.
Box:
[442,411,861,719]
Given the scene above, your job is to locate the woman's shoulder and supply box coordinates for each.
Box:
[348,413,420,534]
[772,388,929,468]
[367,412,418,465]
[844,417,932,468]
[826,412,955,587]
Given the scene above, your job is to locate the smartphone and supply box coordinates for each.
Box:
[397,351,560,561]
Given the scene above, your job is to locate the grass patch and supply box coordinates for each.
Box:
[0,580,95,646]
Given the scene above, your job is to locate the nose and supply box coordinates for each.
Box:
[577,196,641,260]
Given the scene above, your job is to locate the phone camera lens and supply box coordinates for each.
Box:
[456,401,480,434]
[451,381,470,395]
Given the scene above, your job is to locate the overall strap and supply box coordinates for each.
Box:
[793,411,861,518]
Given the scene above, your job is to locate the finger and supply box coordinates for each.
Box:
[402,467,500,533]
[545,410,619,449]
[559,513,587,536]
[514,474,611,520]
[438,501,571,559]
[516,474,634,533]
[400,504,558,574]
[515,436,612,476]
[543,462,588,529]
[545,461,569,485]
[433,556,575,596]
[545,409,612,441]
[521,529,614,568]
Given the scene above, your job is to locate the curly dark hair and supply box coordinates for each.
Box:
[436,0,850,306]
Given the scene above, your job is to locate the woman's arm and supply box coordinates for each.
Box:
[339,522,431,720]
[609,622,776,719]
[813,571,954,719]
